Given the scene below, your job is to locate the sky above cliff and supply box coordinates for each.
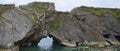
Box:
[0,0,120,11]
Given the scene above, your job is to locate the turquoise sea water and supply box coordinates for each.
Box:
[19,45,120,51]
[20,37,120,51]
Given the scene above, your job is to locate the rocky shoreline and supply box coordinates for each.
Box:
[0,2,120,51]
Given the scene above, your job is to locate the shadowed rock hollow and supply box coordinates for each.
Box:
[0,2,120,50]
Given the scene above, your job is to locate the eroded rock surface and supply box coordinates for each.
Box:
[0,2,55,48]
[48,7,120,47]
[0,2,120,49]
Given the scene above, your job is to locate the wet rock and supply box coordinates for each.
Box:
[0,46,19,51]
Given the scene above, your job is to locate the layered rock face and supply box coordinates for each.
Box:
[0,2,55,49]
[48,7,120,47]
[0,2,120,49]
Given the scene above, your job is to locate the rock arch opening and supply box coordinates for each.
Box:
[38,36,53,49]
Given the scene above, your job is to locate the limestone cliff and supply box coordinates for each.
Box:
[48,7,120,47]
[0,2,120,49]
[0,2,55,48]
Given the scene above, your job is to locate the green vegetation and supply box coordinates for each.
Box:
[0,5,4,10]
[50,12,67,30]
[31,16,38,23]
[79,6,120,23]
[31,3,45,13]
[49,13,61,30]
[50,20,61,30]
[0,5,5,13]
[32,6,45,13]
[15,8,38,24]
[30,2,53,13]
[0,4,14,14]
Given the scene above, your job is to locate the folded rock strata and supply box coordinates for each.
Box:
[0,2,120,49]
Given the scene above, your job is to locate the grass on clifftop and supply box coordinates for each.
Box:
[29,2,47,13]
[50,12,67,30]
[29,2,54,13]
[0,5,4,10]
[0,5,5,13]
[0,4,14,14]
[79,6,120,23]
[32,6,45,13]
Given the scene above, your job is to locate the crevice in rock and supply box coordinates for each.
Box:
[76,42,79,46]
[105,40,113,45]
[81,17,86,22]
[73,15,80,20]
[114,35,120,42]
[103,34,110,38]
[49,34,61,45]
[73,15,86,22]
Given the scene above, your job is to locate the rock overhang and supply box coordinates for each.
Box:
[0,2,120,49]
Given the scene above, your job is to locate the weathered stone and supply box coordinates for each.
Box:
[0,2,55,48]
[0,46,19,51]
[47,7,120,47]
[0,2,120,50]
